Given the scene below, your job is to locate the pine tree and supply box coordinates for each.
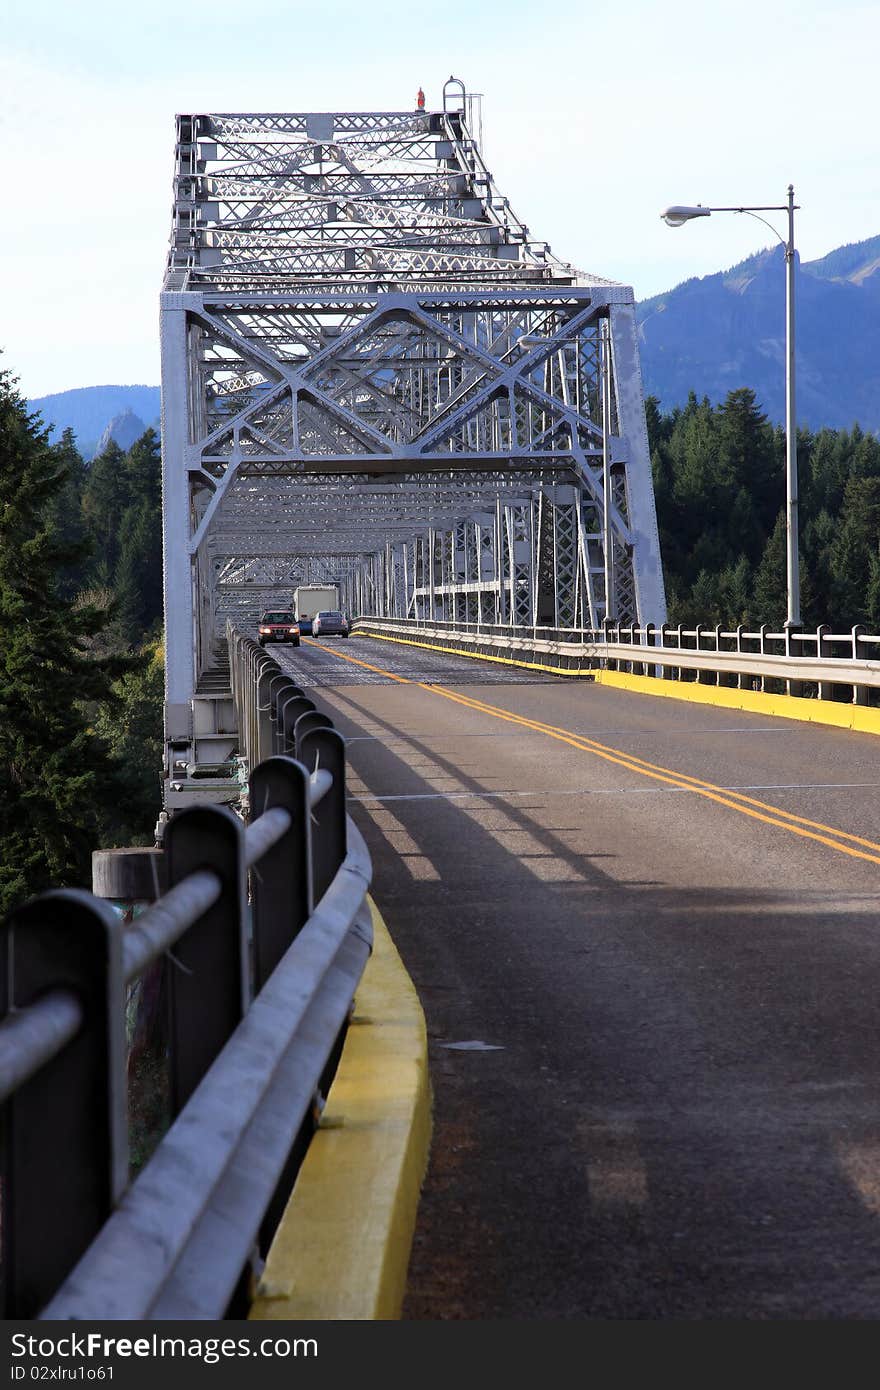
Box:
[752,511,788,626]
[716,389,781,554]
[830,476,880,624]
[718,554,754,627]
[115,504,162,645]
[82,438,128,581]
[0,369,129,914]
[44,427,89,597]
[116,430,163,644]
[96,639,164,846]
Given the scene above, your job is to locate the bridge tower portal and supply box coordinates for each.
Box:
[159,85,666,809]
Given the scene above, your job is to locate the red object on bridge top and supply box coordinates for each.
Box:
[416,87,425,109]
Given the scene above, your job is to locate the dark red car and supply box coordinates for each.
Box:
[258,610,301,647]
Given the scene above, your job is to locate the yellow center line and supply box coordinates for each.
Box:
[429,684,880,855]
[308,641,880,868]
[425,684,880,867]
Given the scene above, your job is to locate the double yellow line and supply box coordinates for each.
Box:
[311,639,880,869]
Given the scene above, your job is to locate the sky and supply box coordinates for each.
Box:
[3,0,879,398]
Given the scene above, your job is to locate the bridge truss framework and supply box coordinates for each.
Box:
[159,82,666,805]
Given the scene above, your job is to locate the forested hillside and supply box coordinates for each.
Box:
[0,370,164,914]
[648,387,880,629]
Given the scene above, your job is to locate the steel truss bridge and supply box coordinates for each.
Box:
[160,80,666,808]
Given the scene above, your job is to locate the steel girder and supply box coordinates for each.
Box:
[159,88,666,795]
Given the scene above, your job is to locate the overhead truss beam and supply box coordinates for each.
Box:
[159,85,666,801]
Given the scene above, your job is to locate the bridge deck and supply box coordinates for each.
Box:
[276,633,880,1318]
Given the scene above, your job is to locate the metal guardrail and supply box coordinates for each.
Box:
[353,616,880,705]
[0,640,371,1319]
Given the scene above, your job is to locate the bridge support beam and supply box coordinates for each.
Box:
[160,295,198,780]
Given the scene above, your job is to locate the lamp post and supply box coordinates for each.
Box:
[660,187,800,628]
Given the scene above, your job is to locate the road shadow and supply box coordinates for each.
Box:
[312,681,880,1320]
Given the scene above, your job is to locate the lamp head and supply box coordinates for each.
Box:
[660,205,711,228]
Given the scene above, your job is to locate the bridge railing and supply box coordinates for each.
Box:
[1,654,371,1319]
[352,616,880,705]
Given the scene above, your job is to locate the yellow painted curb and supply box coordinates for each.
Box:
[594,669,880,736]
[354,627,595,677]
[249,897,431,1321]
[355,628,880,736]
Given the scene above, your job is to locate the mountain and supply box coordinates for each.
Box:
[637,233,880,433]
[28,385,161,459]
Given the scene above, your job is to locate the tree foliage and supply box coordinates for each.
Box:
[649,390,880,630]
[0,370,166,913]
[83,428,163,644]
[0,372,131,911]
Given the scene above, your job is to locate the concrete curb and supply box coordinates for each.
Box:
[249,896,431,1321]
[594,668,880,736]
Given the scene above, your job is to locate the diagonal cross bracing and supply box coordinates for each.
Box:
[159,85,666,800]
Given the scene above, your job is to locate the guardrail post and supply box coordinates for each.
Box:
[713,624,724,685]
[294,709,335,755]
[784,623,804,698]
[758,624,769,692]
[624,624,634,674]
[164,805,248,1115]
[2,890,127,1318]
[602,615,615,671]
[299,727,348,903]
[256,660,279,763]
[694,623,706,684]
[816,625,831,701]
[267,673,293,753]
[643,622,655,679]
[852,625,869,705]
[267,676,300,755]
[735,625,746,689]
[249,756,313,991]
[280,693,315,755]
[658,623,672,680]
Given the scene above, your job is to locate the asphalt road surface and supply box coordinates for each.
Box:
[277,633,880,1319]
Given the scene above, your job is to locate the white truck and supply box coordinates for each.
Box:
[292,584,340,631]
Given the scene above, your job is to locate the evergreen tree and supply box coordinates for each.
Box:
[124,428,162,511]
[82,429,163,647]
[752,511,788,625]
[116,430,163,644]
[718,554,754,627]
[82,439,128,581]
[830,476,880,624]
[96,639,164,846]
[44,427,89,597]
[717,390,783,557]
[0,369,129,914]
[649,394,874,630]
[644,395,669,455]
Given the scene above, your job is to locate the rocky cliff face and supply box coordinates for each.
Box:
[94,408,149,456]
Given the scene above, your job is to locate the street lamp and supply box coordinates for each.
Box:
[660,187,800,628]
